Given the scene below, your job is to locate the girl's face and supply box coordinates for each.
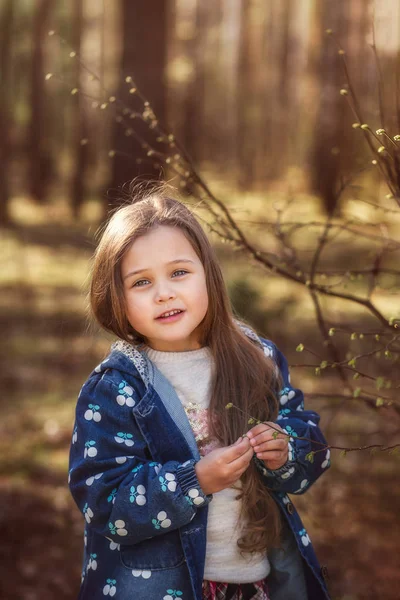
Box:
[121,225,209,351]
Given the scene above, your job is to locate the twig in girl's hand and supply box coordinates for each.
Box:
[225,403,400,458]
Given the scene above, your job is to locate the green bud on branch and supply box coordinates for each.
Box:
[305,452,315,463]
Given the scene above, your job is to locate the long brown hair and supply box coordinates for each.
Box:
[90,183,282,553]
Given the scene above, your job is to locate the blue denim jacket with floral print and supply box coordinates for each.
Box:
[69,334,331,600]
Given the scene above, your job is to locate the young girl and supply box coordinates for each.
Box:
[69,187,331,600]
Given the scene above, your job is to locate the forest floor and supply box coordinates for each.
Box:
[0,196,399,600]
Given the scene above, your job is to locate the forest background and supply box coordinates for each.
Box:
[0,1,400,599]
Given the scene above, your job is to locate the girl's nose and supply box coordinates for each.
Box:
[155,284,176,303]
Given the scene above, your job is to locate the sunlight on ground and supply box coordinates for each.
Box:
[1,191,399,599]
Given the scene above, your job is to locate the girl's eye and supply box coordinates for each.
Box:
[132,270,187,287]
[132,279,150,288]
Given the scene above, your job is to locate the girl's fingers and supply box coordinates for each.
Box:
[256,449,288,461]
[249,429,286,447]
[238,445,256,465]
[253,438,287,453]
[225,436,251,462]
[230,446,254,471]
[234,447,255,476]
[247,422,284,439]
[246,423,273,438]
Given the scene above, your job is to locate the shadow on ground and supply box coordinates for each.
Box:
[0,483,82,600]
[1,223,399,600]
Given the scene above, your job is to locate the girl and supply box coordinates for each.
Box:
[69,186,331,600]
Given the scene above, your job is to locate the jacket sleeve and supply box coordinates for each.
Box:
[255,340,331,495]
[69,372,210,546]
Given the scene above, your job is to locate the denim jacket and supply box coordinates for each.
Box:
[69,334,331,600]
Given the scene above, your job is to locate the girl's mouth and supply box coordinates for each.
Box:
[156,309,185,323]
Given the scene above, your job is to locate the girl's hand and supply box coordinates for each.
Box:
[195,436,254,495]
[246,422,289,470]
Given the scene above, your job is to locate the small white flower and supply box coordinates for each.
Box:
[84,506,94,524]
[108,520,128,537]
[294,479,309,493]
[160,472,177,492]
[87,555,98,571]
[301,532,311,546]
[116,395,135,407]
[84,442,97,458]
[116,381,135,407]
[287,441,294,461]
[114,434,134,447]
[130,484,147,505]
[153,511,171,529]
[115,519,128,536]
[84,405,102,422]
[86,472,103,487]
[281,467,295,480]
[132,569,151,579]
[103,581,116,596]
[263,344,274,358]
[187,488,205,505]
[109,541,120,551]
[321,449,330,469]
[280,389,296,406]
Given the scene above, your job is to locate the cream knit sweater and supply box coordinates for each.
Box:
[145,346,270,584]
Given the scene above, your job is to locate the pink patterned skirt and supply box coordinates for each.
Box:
[202,579,270,600]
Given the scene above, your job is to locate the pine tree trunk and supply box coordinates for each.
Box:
[70,0,89,220]
[0,0,14,226]
[108,0,168,201]
[309,0,357,214]
[29,0,54,203]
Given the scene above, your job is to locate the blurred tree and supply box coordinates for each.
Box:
[0,0,14,225]
[309,0,359,214]
[237,0,256,190]
[70,0,89,219]
[237,1,294,189]
[29,0,55,203]
[109,0,168,200]
[219,0,241,176]
[180,0,204,167]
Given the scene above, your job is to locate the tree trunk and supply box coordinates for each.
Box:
[309,0,356,214]
[70,0,89,220]
[181,0,205,167]
[237,0,254,190]
[0,0,14,226]
[109,0,168,201]
[29,0,54,203]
